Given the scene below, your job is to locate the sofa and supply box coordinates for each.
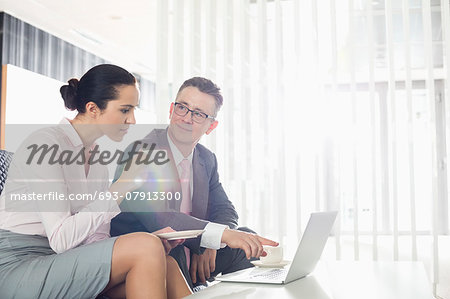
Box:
[0,150,13,195]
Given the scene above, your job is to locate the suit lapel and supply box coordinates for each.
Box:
[191,148,208,219]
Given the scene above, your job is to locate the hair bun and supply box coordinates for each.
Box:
[68,78,79,91]
[60,78,79,111]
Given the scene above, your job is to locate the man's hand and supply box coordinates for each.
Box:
[153,227,185,255]
[221,229,278,259]
[190,248,217,284]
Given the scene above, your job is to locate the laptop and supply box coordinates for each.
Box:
[215,211,338,285]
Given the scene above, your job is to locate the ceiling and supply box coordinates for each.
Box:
[0,0,158,79]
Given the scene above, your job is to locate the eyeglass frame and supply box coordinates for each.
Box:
[172,102,216,123]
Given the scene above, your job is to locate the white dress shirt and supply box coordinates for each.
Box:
[0,119,120,253]
[167,132,227,250]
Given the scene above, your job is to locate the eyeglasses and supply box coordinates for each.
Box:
[173,102,215,124]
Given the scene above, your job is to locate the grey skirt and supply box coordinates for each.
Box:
[0,229,117,299]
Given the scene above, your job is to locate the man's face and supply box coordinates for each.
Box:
[168,86,218,148]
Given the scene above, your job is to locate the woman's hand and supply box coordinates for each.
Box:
[153,227,185,255]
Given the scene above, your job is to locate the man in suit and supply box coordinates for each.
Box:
[111,77,277,289]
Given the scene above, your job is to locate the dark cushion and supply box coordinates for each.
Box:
[0,150,13,196]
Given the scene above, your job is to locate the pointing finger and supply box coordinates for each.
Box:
[256,236,279,247]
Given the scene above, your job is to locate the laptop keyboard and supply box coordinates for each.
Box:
[249,268,288,280]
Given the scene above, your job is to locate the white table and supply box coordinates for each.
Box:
[186,261,434,299]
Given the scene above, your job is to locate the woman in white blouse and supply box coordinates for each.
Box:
[0,64,192,299]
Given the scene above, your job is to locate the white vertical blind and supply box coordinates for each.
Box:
[156,0,169,123]
[190,0,201,75]
[367,0,378,261]
[329,0,341,260]
[274,0,285,242]
[256,0,269,235]
[444,0,450,123]
[156,0,449,295]
[402,0,418,262]
[348,0,360,261]
[222,0,233,188]
[385,0,399,262]
[204,0,217,154]
[441,0,450,245]
[239,0,251,222]
[422,0,439,294]
[172,0,184,98]
[293,0,303,243]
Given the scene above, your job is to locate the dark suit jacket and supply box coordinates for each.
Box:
[110,128,238,254]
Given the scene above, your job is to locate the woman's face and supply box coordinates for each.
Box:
[97,84,139,141]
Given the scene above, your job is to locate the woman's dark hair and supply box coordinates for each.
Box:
[60,64,136,113]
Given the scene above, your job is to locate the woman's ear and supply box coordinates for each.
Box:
[85,101,100,119]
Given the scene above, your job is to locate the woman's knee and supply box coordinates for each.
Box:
[108,233,166,284]
[115,232,165,262]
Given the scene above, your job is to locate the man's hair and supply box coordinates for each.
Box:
[176,77,223,115]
